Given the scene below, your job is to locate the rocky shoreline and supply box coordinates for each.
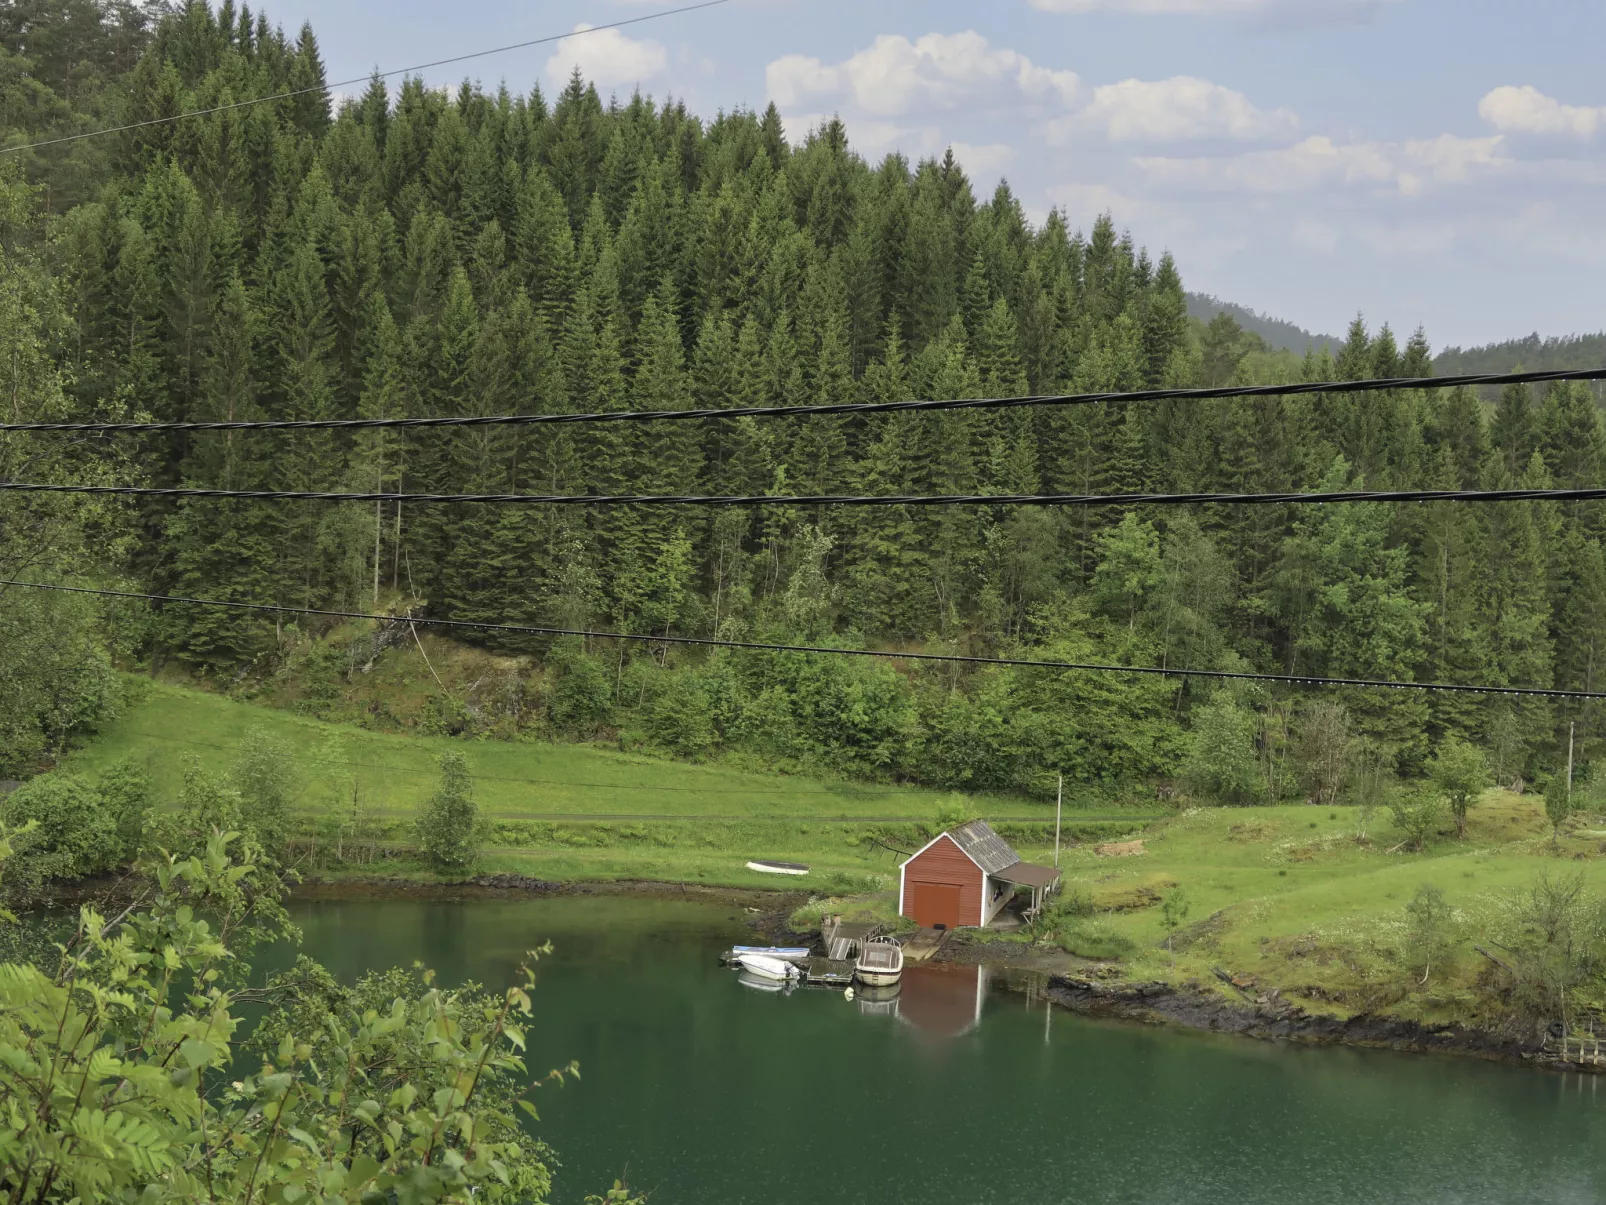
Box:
[34,872,1596,1075]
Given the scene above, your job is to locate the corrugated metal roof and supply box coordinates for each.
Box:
[948,820,1020,875]
[991,861,1061,888]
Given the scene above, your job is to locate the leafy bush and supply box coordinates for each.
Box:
[1389,789,1444,852]
[1,771,120,888]
[549,647,615,736]
[97,757,150,859]
[0,826,602,1205]
[1181,696,1264,805]
[647,684,715,758]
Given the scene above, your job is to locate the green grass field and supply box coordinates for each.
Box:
[61,679,1152,889]
[1014,793,1606,1021]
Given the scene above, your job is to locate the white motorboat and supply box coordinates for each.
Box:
[854,935,904,987]
[735,953,801,981]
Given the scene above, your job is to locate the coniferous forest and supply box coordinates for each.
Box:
[3,1,1605,802]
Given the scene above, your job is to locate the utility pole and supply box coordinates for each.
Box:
[1054,774,1063,868]
[1567,721,1576,801]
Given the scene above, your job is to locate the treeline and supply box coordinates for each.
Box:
[3,1,1605,800]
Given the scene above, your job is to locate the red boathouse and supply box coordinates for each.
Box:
[898,819,1062,929]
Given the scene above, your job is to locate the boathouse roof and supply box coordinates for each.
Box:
[947,820,1021,875]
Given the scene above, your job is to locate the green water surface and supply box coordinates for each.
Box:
[287,896,1606,1205]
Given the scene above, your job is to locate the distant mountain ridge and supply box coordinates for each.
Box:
[1433,332,1606,377]
[1185,293,1343,356]
[1188,292,1606,382]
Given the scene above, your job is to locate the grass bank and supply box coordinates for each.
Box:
[63,678,1151,889]
[940,793,1606,1033]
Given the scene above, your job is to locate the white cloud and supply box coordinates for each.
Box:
[1029,0,1394,14]
[543,25,666,91]
[1049,76,1297,143]
[947,142,1017,183]
[1135,133,1506,195]
[766,32,1079,119]
[1479,85,1606,139]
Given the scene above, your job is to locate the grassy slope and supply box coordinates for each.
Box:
[67,679,1145,889]
[1033,794,1606,1022]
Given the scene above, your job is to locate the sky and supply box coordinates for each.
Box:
[257,0,1606,350]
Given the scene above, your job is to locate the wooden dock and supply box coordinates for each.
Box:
[805,957,855,986]
[821,915,883,960]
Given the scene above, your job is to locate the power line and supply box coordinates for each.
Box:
[0,0,731,157]
[5,578,1600,700]
[3,366,1599,434]
[3,481,1605,508]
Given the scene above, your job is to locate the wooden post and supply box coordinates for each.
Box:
[1054,774,1063,868]
[1567,721,1576,801]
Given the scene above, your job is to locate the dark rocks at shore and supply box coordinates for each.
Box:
[1043,974,1579,1071]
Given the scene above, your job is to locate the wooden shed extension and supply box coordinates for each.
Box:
[898,820,1061,929]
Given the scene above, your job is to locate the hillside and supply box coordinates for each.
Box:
[1435,331,1606,382]
[1,0,1604,827]
[1185,292,1343,356]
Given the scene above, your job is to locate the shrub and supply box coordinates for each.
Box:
[1,772,120,886]
[549,648,614,736]
[1389,789,1443,852]
[647,685,715,758]
[1181,696,1264,805]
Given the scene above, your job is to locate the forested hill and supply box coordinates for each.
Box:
[1434,332,1606,378]
[1185,293,1342,356]
[2,1,1605,804]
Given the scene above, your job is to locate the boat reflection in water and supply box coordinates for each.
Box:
[731,956,989,1038]
[736,969,798,995]
[847,964,990,1036]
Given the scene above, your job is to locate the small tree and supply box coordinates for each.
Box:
[233,726,298,851]
[1544,775,1574,847]
[1351,742,1393,843]
[416,750,480,871]
[1297,700,1353,808]
[1402,883,1454,985]
[1181,696,1263,805]
[1389,790,1443,852]
[1160,886,1191,967]
[1427,736,1490,840]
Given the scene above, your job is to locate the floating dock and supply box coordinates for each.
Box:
[805,957,856,986]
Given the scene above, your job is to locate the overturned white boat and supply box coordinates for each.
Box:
[735,952,802,981]
[854,935,904,988]
[746,859,810,876]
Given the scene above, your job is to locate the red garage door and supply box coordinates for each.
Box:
[908,881,964,929]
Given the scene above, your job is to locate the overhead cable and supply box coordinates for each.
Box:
[4,578,1599,700]
[3,481,1604,508]
[1,366,1601,434]
[0,0,730,156]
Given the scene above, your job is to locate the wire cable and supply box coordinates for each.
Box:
[4,365,1599,433]
[0,0,731,157]
[5,578,1600,700]
[3,481,1604,508]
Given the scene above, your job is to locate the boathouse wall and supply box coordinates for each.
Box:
[899,834,985,928]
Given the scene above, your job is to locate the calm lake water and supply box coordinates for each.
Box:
[287,895,1606,1205]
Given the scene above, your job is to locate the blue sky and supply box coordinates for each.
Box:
[262,0,1606,349]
